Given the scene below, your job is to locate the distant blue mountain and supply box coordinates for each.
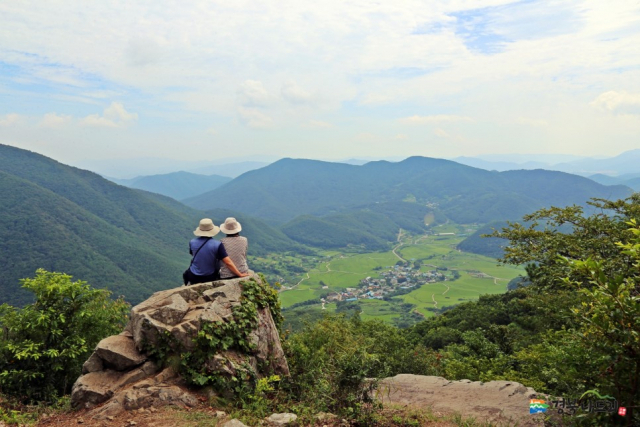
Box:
[454,150,640,177]
[112,171,231,200]
[589,172,640,191]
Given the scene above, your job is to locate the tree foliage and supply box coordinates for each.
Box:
[489,195,640,291]
[0,270,129,402]
[404,196,640,424]
[562,219,640,421]
[483,195,640,423]
[283,315,439,418]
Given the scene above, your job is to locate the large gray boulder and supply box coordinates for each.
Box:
[71,274,289,419]
[379,374,545,426]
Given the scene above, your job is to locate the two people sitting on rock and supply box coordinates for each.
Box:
[183,217,250,285]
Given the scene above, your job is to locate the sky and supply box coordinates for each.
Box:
[1,0,639,170]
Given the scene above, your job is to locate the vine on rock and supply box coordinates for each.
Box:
[151,276,283,395]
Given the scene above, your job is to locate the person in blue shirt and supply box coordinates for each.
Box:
[183,218,249,285]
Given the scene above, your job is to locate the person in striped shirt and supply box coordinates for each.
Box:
[219,217,250,279]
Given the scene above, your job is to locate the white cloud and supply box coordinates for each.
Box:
[206,127,217,135]
[399,115,473,125]
[125,37,164,67]
[282,81,312,104]
[589,91,640,114]
[39,113,72,128]
[395,133,408,140]
[516,117,548,127]
[434,128,450,138]
[81,102,138,128]
[238,107,273,129]
[354,132,378,142]
[82,115,119,128]
[104,102,138,123]
[238,80,270,107]
[303,120,333,129]
[0,113,24,127]
[1,1,640,161]
[81,90,123,99]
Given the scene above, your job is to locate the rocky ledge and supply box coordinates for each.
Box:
[71,274,289,420]
[379,374,545,426]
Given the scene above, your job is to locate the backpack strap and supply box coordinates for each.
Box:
[190,238,211,266]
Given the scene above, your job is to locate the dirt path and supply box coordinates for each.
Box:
[36,404,222,427]
[391,229,408,262]
[392,245,406,262]
[282,272,310,291]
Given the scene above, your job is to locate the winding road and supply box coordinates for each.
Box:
[392,228,407,262]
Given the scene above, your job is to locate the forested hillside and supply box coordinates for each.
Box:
[456,221,509,258]
[0,145,307,305]
[281,202,432,250]
[0,145,197,305]
[184,157,632,224]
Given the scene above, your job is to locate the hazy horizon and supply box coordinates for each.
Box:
[62,147,640,179]
[1,1,639,167]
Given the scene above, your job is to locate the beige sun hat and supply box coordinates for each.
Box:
[194,218,220,237]
[220,217,242,234]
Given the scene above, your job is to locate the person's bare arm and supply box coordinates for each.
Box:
[222,257,249,277]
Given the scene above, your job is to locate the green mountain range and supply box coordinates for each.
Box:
[183,157,632,224]
[1,145,634,305]
[0,145,304,306]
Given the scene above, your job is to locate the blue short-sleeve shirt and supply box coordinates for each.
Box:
[188,237,228,276]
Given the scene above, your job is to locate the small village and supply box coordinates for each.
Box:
[322,262,447,303]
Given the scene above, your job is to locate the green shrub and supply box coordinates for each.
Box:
[0,269,129,402]
[283,315,440,420]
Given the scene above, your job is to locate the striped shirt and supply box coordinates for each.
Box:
[219,236,249,278]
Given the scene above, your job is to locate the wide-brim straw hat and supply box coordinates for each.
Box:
[194,218,220,237]
[220,217,242,234]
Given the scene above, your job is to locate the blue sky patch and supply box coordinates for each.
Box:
[446,0,583,54]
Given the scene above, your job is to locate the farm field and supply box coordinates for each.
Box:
[357,299,404,323]
[399,272,507,317]
[279,225,524,324]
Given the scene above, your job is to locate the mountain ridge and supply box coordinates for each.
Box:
[0,145,306,306]
[183,156,632,224]
[111,171,232,200]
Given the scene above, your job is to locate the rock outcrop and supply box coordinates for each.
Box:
[379,374,545,426]
[71,274,288,419]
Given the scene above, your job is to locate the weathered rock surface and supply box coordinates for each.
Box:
[266,412,298,425]
[71,274,289,420]
[379,374,545,426]
[94,335,147,371]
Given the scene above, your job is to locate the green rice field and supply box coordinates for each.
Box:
[279,226,523,322]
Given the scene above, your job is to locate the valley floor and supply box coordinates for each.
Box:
[279,224,523,326]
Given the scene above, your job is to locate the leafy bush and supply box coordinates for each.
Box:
[562,219,640,422]
[0,269,129,402]
[283,315,439,420]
